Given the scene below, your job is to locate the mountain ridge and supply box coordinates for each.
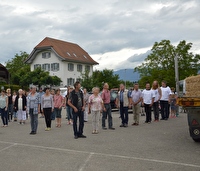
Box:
[114,69,140,82]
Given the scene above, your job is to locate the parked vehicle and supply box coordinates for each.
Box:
[110,91,118,109]
[177,97,200,142]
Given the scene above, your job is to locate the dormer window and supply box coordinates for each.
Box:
[73,53,77,57]
[67,52,71,56]
[42,52,51,59]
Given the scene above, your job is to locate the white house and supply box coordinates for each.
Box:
[25,37,98,87]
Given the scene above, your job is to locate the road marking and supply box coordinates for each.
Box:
[79,152,94,171]
[0,140,200,169]
[0,143,17,152]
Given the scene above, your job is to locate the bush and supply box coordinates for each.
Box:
[0,84,28,92]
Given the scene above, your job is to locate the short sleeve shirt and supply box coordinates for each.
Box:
[89,95,103,111]
[0,95,7,108]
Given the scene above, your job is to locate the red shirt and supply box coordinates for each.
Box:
[101,89,110,104]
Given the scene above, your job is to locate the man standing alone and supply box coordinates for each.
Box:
[116,84,130,127]
[129,83,142,126]
[101,83,115,130]
[68,81,86,139]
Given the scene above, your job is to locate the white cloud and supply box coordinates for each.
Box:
[92,48,150,71]
[0,0,199,71]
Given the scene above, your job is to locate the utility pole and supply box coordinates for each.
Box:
[174,54,179,96]
[125,69,127,89]
[174,54,179,115]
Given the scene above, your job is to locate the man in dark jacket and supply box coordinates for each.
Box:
[68,81,86,139]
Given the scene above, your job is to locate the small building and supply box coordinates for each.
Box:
[0,64,9,84]
[25,37,98,86]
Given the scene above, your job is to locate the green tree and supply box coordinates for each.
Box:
[5,52,62,88]
[81,69,121,91]
[81,70,93,91]
[21,68,62,88]
[6,51,30,84]
[135,40,200,87]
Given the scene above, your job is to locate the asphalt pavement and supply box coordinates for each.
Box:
[0,110,200,171]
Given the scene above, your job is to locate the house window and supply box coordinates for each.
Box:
[67,78,75,86]
[83,55,87,59]
[34,64,41,70]
[42,52,51,59]
[77,64,82,72]
[68,63,74,71]
[42,63,50,71]
[51,63,59,71]
[85,65,90,72]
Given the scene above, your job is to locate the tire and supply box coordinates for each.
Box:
[192,138,200,142]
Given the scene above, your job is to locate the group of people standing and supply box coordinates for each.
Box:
[0,80,177,140]
[26,86,66,134]
[68,81,115,139]
[0,86,66,135]
[0,88,26,127]
[117,80,177,127]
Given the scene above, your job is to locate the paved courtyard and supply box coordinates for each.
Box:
[0,110,200,171]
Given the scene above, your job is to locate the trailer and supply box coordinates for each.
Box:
[177,97,200,142]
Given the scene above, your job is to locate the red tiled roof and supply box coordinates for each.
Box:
[33,37,98,65]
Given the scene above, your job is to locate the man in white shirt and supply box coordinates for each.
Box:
[160,81,172,120]
[142,83,155,123]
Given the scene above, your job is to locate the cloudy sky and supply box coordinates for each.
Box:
[0,0,200,71]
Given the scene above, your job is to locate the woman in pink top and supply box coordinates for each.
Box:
[89,87,105,134]
[54,89,64,127]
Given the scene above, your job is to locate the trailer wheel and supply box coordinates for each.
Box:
[192,138,200,142]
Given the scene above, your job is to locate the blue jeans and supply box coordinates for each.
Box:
[0,108,8,125]
[120,103,128,125]
[102,104,113,128]
[72,110,84,136]
[54,108,62,118]
[13,111,17,118]
[29,109,38,133]
[66,106,73,121]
